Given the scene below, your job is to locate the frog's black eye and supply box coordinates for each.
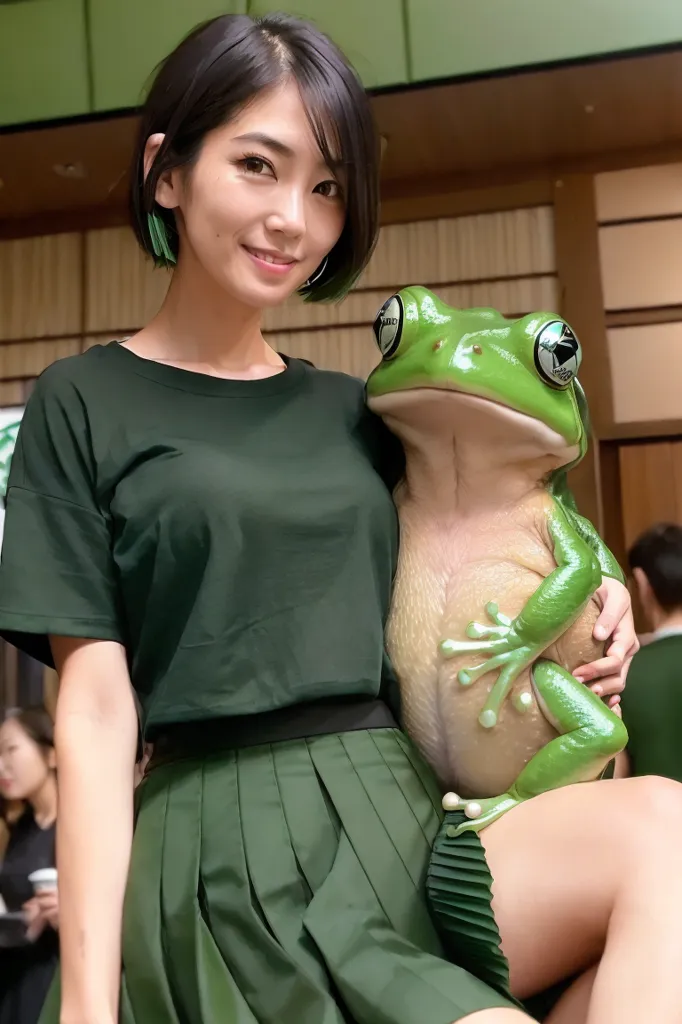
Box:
[373,294,403,359]
[534,320,582,389]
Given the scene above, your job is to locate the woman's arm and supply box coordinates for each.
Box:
[51,636,138,1024]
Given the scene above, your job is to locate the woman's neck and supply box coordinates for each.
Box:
[28,772,57,830]
[134,254,284,376]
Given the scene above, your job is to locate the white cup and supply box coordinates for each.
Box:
[28,868,58,894]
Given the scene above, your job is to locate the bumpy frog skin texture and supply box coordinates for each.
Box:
[367,286,628,836]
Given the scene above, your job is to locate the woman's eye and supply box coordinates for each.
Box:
[315,180,341,198]
[241,156,273,176]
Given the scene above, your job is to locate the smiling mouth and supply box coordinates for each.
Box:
[243,246,298,266]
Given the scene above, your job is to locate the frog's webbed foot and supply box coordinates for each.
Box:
[441,790,521,835]
[440,602,535,728]
[465,602,512,637]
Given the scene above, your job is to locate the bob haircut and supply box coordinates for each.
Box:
[130,13,380,302]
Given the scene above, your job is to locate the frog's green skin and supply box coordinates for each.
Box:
[367,286,628,836]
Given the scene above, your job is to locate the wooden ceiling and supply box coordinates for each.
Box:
[1,46,682,237]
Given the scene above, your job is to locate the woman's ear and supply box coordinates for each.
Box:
[143,132,179,211]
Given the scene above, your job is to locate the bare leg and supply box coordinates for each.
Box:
[481,776,682,1023]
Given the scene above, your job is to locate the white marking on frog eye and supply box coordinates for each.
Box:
[373,294,403,359]
[534,320,581,388]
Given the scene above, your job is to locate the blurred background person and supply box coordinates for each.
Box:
[0,707,58,1024]
[618,523,682,781]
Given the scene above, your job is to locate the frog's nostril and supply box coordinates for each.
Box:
[432,340,444,352]
[473,344,483,355]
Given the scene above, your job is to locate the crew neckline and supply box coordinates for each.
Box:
[101,340,307,397]
[652,627,682,642]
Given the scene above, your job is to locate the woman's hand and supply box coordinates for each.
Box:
[573,577,639,709]
[23,889,59,939]
[23,895,46,940]
[35,888,59,929]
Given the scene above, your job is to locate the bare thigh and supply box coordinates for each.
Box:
[480,776,682,1001]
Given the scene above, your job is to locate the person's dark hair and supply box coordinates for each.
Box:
[3,705,54,752]
[130,13,380,301]
[0,707,54,824]
[628,523,682,611]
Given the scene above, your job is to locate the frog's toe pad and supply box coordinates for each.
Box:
[485,602,512,627]
[442,791,463,812]
[446,794,521,836]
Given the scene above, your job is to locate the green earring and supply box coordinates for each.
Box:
[147,209,177,267]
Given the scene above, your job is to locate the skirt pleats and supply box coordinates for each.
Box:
[40,729,517,1024]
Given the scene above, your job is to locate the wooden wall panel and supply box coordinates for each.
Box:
[86,227,170,333]
[595,163,682,223]
[271,327,380,380]
[0,234,81,341]
[357,207,555,289]
[619,440,682,549]
[608,322,682,423]
[263,275,559,332]
[0,338,81,379]
[600,219,682,311]
[0,381,30,406]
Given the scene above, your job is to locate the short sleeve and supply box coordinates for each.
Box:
[0,363,123,666]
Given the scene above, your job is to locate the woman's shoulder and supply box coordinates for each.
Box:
[23,345,130,434]
[34,343,116,393]
[290,356,366,405]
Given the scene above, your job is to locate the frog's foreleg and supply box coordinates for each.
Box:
[440,502,602,727]
[443,658,628,836]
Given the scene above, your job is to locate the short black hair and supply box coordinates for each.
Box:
[130,13,380,301]
[629,523,682,611]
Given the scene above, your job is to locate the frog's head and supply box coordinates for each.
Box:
[367,286,588,473]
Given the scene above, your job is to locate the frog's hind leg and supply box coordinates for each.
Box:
[445,659,628,836]
[527,658,628,790]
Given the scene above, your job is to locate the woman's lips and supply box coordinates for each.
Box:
[243,246,298,276]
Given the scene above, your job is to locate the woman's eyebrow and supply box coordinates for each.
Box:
[234,130,342,174]
[234,131,294,157]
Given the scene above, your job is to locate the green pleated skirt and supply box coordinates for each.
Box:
[41,728,520,1024]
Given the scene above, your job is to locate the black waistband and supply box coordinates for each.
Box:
[147,698,397,771]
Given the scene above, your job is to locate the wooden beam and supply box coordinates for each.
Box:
[606,306,682,328]
[380,177,553,224]
[599,440,627,572]
[0,206,128,240]
[553,175,612,531]
[601,418,682,441]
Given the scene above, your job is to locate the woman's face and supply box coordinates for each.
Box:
[154,79,347,308]
[0,719,53,802]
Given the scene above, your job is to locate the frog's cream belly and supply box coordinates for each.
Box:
[387,520,603,797]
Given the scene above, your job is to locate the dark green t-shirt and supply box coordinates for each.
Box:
[620,633,682,781]
[0,344,402,733]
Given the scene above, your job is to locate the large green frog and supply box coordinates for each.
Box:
[367,286,628,836]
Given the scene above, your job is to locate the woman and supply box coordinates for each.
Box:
[0,12,666,1024]
[0,708,58,1024]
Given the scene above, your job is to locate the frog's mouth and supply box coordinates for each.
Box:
[368,386,581,468]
